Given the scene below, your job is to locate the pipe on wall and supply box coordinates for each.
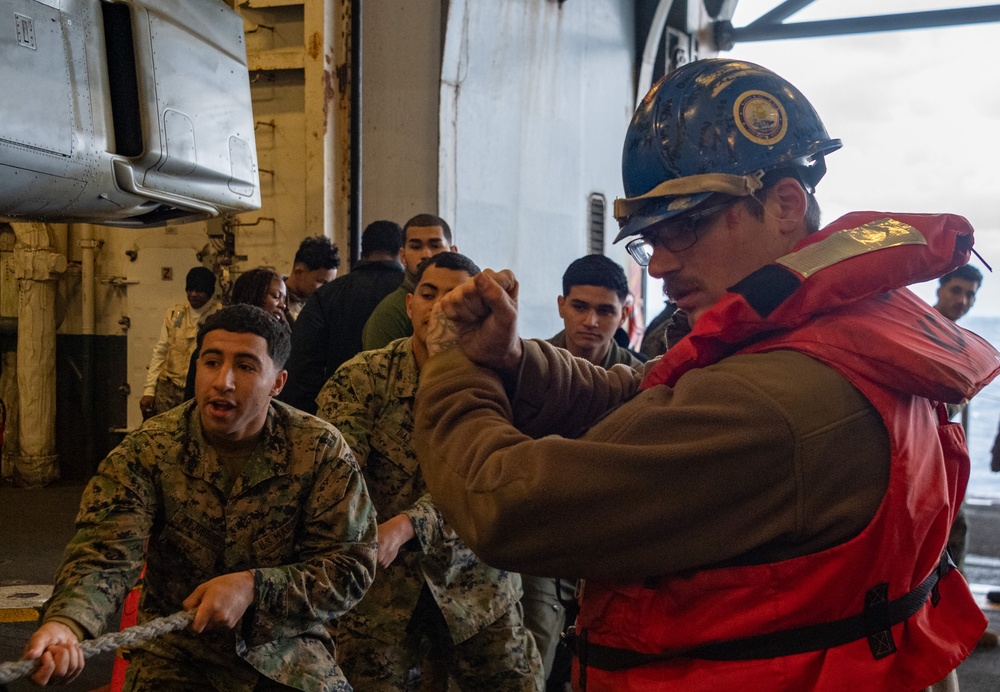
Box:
[76,223,98,472]
[350,0,362,265]
[637,0,676,107]
[78,223,97,335]
[323,0,336,242]
[324,0,355,262]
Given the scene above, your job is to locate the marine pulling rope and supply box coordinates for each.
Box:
[0,610,194,684]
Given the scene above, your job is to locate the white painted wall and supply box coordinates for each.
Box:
[361,1,442,227]
[439,0,636,340]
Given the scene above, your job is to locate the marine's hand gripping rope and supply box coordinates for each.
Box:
[0,610,195,684]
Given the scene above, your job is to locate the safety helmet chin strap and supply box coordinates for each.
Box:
[613,170,765,222]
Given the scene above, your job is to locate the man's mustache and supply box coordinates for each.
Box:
[663,276,704,300]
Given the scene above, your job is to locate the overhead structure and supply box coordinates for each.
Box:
[714,2,1000,50]
[0,0,260,228]
[637,2,1000,77]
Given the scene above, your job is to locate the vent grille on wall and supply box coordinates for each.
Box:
[588,192,606,255]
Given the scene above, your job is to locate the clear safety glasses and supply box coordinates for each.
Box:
[625,199,737,266]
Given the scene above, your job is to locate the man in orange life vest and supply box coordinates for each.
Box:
[410,59,1000,691]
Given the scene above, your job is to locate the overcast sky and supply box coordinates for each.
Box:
[724,0,1000,314]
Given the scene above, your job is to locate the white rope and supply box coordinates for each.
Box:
[0,610,194,684]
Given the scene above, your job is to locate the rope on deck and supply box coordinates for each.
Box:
[0,610,194,684]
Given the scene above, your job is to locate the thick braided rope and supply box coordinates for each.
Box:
[0,610,194,685]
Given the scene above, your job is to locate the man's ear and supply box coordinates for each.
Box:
[450,245,458,252]
[619,301,633,327]
[557,295,567,319]
[935,284,947,306]
[405,292,413,320]
[271,369,289,397]
[768,178,808,233]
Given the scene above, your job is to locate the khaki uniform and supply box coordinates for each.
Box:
[42,400,378,691]
[144,301,220,412]
[317,338,542,691]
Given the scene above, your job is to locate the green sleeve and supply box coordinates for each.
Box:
[247,433,378,643]
[42,434,156,637]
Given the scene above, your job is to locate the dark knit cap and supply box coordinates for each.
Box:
[186,266,216,294]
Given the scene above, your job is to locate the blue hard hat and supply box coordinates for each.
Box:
[614,59,841,242]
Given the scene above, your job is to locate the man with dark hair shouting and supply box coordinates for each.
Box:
[24,305,377,690]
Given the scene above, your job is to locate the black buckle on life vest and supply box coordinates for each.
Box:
[864,582,897,659]
[563,625,586,689]
[572,550,953,671]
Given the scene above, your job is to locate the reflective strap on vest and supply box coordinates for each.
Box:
[575,551,953,672]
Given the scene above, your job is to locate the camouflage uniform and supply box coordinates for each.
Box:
[317,338,542,692]
[42,399,378,691]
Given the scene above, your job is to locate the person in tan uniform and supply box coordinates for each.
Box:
[283,236,340,324]
[140,266,220,419]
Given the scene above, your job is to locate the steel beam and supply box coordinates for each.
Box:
[746,0,817,28]
[719,6,1000,47]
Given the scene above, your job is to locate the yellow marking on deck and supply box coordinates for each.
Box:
[0,606,40,623]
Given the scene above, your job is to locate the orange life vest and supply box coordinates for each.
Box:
[574,212,999,691]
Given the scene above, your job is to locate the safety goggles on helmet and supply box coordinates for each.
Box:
[615,172,764,244]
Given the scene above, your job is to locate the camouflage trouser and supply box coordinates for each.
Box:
[123,650,297,691]
[335,595,543,692]
[153,376,187,416]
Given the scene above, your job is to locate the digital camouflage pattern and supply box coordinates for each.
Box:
[42,399,378,691]
[317,338,540,689]
[151,376,186,416]
[334,598,541,692]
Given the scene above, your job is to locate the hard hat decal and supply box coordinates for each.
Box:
[734,91,788,146]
